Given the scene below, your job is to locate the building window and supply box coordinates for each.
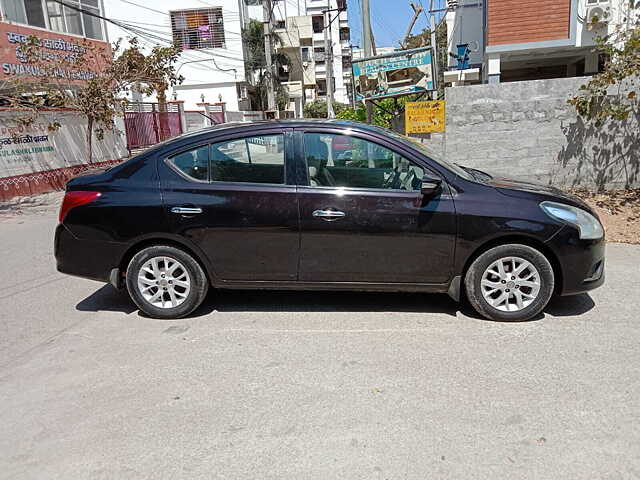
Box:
[337,0,347,10]
[80,0,103,40]
[47,1,104,38]
[275,20,286,29]
[342,55,351,70]
[3,0,104,39]
[312,15,324,34]
[316,79,327,96]
[170,8,226,50]
[301,47,311,62]
[25,0,46,28]
[314,47,325,63]
[339,27,350,41]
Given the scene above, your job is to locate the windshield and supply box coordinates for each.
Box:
[380,128,476,181]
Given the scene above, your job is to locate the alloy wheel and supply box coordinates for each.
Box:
[480,256,541,312]
[137,256,191,309]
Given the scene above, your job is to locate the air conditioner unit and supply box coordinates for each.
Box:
[586,4,608,24]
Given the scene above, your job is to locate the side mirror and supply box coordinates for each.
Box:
[421,173,442,196]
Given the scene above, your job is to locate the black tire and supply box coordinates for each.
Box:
[126,245,209,319]
[464,244,554,322]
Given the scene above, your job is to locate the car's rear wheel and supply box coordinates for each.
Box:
[126,245,208,319]
[464,244,554,322]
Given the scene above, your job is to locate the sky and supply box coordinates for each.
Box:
[346,0,446,49]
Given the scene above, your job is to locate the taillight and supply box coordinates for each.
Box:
[59,191,101,223]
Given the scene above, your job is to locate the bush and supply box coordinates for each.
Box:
[303,100,349,119]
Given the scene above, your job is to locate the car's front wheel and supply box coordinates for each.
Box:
[465,244,555,322]
[126,245,209,319]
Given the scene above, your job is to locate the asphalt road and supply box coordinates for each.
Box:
[1,202,639,479]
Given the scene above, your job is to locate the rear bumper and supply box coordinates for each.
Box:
[546,227,606,296]
[54,224,125,283]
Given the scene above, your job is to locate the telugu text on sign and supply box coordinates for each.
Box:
[405,101,446,134]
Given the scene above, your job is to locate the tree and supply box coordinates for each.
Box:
[112,38,183,140]
[242,19,291,111]
[336,102,391,128]
[568,5,639,124]
[0,36,183,163]
[303,100,349,119]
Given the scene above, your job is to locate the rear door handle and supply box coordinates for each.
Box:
[171,206,203,215]
[312,209,346,221]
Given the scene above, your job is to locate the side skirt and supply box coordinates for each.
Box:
[213,280,451,294]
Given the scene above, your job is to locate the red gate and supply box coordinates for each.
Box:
[123,102,183,153]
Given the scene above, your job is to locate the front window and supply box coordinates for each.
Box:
[379,127,476,181]
[303,133,424,192]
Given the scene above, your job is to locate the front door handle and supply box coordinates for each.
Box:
[312,209,346,221]
[171,206,203,215]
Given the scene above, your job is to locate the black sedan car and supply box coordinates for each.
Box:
[55,120,605,321]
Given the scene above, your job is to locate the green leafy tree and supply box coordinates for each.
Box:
[569,5,639,124]
[303,100,349,119]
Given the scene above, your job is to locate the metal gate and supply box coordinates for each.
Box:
[123,102,183,153]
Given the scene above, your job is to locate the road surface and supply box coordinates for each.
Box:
[1,198,639,479]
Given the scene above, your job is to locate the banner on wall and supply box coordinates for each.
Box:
[0,110,127,179]
[0,22,110,83]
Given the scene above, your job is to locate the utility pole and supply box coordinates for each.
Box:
[263,0,276,115]
[324,6,335,118]
[361,0,375,123]
[429,3,439,100]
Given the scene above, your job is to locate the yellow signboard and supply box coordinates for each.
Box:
[405,101,446,134]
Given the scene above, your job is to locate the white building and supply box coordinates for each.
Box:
[444,0,635,86]
[254,0,353,113]
[352,46,397,59]
[103,0,250,113]
[102,0,352,117]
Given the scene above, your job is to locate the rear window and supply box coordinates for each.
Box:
[210,134,285,185]
[168,145,209,182]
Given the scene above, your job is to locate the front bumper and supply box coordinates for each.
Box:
[546,227,606,296]
[55,224,125,283]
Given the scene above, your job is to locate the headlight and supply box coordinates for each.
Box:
[540,201,604,240]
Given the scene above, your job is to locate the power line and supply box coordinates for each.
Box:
[115,0,241,19]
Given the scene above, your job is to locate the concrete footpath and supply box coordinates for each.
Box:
[1,203,639,479]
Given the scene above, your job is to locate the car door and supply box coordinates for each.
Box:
[295,128,456,284]
[159,128,299,282]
